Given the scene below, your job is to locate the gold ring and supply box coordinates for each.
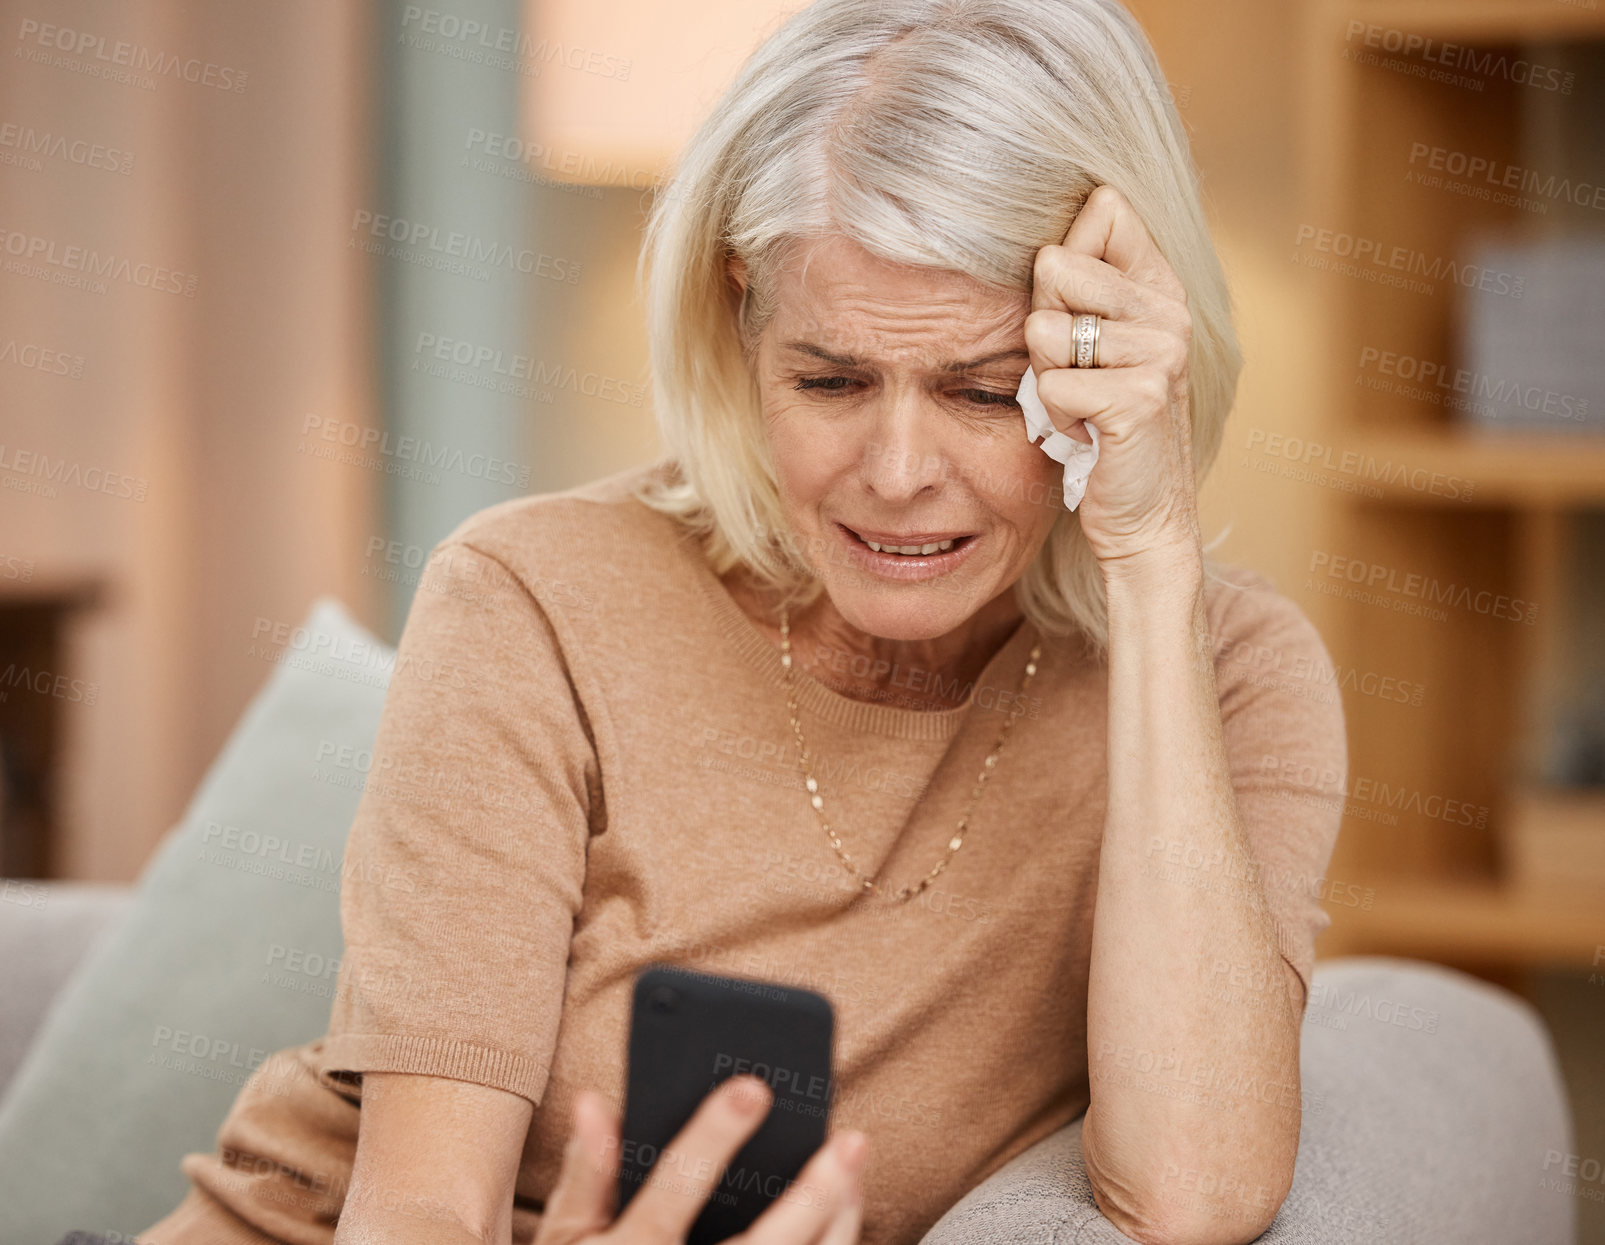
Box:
[1070,313,1101,368]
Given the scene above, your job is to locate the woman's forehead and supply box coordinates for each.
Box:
[772,234,1000,297]
[768,289,1028,369]
[774,332,1030,373]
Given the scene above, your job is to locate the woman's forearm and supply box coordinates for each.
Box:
[331,1071,532,1245]
[333,1202,492,1245]
[1080,546,1301,1245]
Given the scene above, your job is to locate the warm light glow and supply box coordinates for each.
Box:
[522,0,804,187]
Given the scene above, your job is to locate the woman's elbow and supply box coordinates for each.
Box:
[1090,1192,1286,1245]
[1086,1156,1294,1245]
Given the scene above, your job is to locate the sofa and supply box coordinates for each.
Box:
[0,600,1579,1245]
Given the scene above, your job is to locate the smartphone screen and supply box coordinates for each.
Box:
[616,964,836,1243]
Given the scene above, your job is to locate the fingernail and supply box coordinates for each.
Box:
[727,1075,771,1115]
[837,1130,868,1173]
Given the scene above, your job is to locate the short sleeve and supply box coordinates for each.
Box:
[1209,571,1349,1008]
[317,539,596,1104]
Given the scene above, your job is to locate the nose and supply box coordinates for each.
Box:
[859,395,947,504]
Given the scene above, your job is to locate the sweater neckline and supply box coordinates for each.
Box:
[689,546,1038,743]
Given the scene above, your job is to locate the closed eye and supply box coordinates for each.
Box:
[959,389,1019,408]
[791,376,1019,410]
[792,376,858,393]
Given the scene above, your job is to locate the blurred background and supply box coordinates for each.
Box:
[1,0,1602,1236]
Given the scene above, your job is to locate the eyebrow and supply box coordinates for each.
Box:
[780,342,1030,373]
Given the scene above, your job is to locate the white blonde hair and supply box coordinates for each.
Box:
[633,0,1242,662]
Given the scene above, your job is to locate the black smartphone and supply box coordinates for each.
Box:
[616,964,836,1243]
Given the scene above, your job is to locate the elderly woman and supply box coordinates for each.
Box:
[132,1,1346,1244]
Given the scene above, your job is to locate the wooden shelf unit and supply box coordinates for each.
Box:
[1329,874,1605,967]
[1343,428,1605,506]
[1302,3,1605,971]
[1348,0,1605,43]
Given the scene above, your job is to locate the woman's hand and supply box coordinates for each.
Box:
[1025,184,1202,577]
[535,1075,867,1245]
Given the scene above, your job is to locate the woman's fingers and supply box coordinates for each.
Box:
[1033,364,1174,443]
[1031,246,1140,319]
[737,1130,867,1245]
[535,1090,622,1245]
[1025,309,1181,373]
[1030,246,1184,330]
[813,1189,865,1245]
[1060,184,1189,304]
[533,1081,866,1245]
[612,1075,774,1242]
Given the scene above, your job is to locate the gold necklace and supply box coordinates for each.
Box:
[777,605,1043,903]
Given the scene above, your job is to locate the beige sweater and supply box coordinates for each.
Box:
[143,459,1347,1245]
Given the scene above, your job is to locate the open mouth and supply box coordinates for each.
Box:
[841,525,977,557]
[841,523,975,577]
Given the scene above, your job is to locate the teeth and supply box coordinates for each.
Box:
[863,538,956,555]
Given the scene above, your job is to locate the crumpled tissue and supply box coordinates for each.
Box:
[1016,365,1100,512]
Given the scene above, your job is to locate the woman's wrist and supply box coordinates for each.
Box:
[334,1205,492,1245]
[1100,541,1204,611]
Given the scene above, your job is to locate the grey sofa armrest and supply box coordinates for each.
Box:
[0,882,135,1103]
[919,957,1576,1245]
